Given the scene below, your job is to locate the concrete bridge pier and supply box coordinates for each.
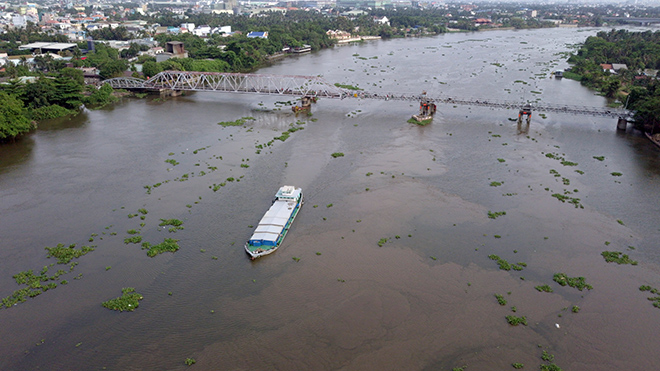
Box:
[292,96,316,113]
[160,89,183,97]
[517,105,532,133]
[617,117,628,131]
[411,99,437,122]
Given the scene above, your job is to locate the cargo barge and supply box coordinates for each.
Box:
[245,185,303,260]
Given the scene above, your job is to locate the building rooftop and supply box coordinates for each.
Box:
[18,42,77,51]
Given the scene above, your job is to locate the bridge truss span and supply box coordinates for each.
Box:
[355,93,628,119]
[104,76,149,89]
[106,71,350,98]
[105,71,630,119]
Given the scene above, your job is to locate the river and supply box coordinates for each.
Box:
[1,27,659,370]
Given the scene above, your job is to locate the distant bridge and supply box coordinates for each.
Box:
[105,71,630,120]
[603,17,660,25]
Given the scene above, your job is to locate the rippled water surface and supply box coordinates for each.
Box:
[1,27,660,370]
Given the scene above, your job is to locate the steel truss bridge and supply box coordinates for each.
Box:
[105,71,630,119]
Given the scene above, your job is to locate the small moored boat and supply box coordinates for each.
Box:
[245,185,303,260]
[645,132,660,149]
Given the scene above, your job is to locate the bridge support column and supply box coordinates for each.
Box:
[292,96,316,113]
[411,99,437,123]
[517,105,532,133]
[160,89,183,97]
[617,117,628,131]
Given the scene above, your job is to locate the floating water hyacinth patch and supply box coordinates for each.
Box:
[102,287,143,312]
[553,273,592,291]
[45,243,94,264]
[142,238,180,257]
[601,251,637,265]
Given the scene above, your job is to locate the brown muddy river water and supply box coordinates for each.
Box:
[1,27,660,370]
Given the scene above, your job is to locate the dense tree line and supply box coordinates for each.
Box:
[71,42,130,79]
[568,29,660,132]
[146,9,444,42]
[571,29,660,71]
[0,69,116,141]
[88,26,134,41]
[497,17,556,29]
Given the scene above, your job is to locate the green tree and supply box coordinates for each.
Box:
[58,67,85,87]
[99,60,128,79]
[142,60,162,78]
[23,79,56,109]
[33,54,55,72]
[159,59,184,71]
[602,76,621,98]
[52,71,84,109]
[84,83,117,107]
[0,91,33,140]
[632,96,660,132]
[0,78,25,98]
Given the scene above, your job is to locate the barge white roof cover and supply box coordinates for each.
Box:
[250,232,278,244]
[259,215,288,227]
[262,200,295,222]
[255,225,281,234]
[248,200,296,245]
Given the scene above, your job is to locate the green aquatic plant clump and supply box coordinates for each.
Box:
[489,254,511,271]
[551,193,583,209]
[540,364,562,371]
[331,152,345,158]
[535,284,553,293]
[505,315,528,326]
[553,273,593,291]
[142,238,180,257]
[275,132,291,141]
[334,83,362,90]
[1,265,69,308]
[159,218,184,232]
[601,251,638,265]
[539,350,563,370]
[488,211,507,219]
[488,254,523,271]
[407,117,432,126]
[45,243,95,264]
[639,285,660,308]
[495,293,507,305]
[124,236,143,244]
[541,350,554,362]
[218,117,255,127]
[102,287,143,312]
[184,358,196,366]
